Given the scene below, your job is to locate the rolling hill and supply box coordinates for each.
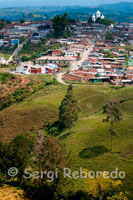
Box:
[0,74,133,198]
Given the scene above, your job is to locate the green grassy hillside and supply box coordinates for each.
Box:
[0,79,133,198]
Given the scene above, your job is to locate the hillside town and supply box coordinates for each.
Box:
[0,11,133,86]
[0,2,133,200]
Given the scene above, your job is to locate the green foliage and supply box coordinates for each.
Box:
[59,85,80,133]
[0,64,9,68]
[33,133,69,182]
[48,127,59,136]
[8,134,35,183]
[0,84,132,198]
[20,36,25,44]
[98,18,114,25]
[45,78,59,86]
[52,13,71,38]
[103,100,122,152]
[88,17,115,26]
[20,20,25,24]
[0,19,10,29]
[105,52,114,58]
[106,32,115,40]
[19,39,64,58]
[20,55,32,62]
[0,72,16,83]
[19,39,45,58]
[0,132,69,187]
[125,45,133,52]
[88,16,92,23]
[0,88,33,111]
[84,169,128,200]
[103,100,122,124]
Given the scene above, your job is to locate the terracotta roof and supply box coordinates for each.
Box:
[37,56,76,61]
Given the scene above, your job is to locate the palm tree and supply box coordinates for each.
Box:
[103,100,122,153]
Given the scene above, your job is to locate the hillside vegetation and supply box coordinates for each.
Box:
[0,75,133,198]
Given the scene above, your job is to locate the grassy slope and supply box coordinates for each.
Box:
[0,52,11,60]
[0,82,133,198]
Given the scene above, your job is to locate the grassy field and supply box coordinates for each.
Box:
[0,52,11,60]
[0,79,133,198]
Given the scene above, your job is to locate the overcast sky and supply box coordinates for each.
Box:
[0,0,132,7]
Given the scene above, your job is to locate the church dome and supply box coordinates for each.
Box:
[96,10,101,18]
[96,10,100,14]
[101,14,105,19]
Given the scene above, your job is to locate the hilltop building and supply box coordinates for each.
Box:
[96,10,101,18]
[92,11,105,23]
[101,14,105,20]
[92,14,96,23]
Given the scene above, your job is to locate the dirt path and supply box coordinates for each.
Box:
[56,71,68,85]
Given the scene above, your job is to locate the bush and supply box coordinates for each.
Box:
[0,72,16,83]
[0,64,9,68]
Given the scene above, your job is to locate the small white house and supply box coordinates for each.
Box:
[15,65,30,74]
[0,57,6,64]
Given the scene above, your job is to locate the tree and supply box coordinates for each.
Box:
[96,18,115,25]
[84,169,128,200]
[88,17,114,26]
[88,17,92,24]
[0,142,9,173]
[8,134,35,183]
[125,53,129,69]
[106,32,114,40]
[52,13,70,38]
[20,20,25,24]
[59,85,79,133]
[103,100,122,153]
[125,44,133,52]
[33,132,69,187]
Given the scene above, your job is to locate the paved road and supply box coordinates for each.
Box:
[7,37,30,64]
[71,45,93,71]
[56,44,94,84]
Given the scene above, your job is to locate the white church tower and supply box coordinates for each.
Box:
[92,14,96,23]
[96,10,101,18]
[101,14,105,20]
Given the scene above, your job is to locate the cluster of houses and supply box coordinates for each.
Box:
[15,62,60,74]
[110,23,133,44]
[0,21,52,47]
[63,22,133,85]
[1,18,133,85]
[34,21,107,68]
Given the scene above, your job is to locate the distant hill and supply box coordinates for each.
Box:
[99,2,133,12]
[0,2,132,22]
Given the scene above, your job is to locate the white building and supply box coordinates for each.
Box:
[15,65,30,74]
[101,14,105,20]
[91,11,105,23]
[0,57,6,64]
[92,14,96,23]
[96,10,101,18]
[14,63,59,74]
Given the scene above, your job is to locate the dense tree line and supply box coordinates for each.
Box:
[52,13,73,38]
[88,17,115,26]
